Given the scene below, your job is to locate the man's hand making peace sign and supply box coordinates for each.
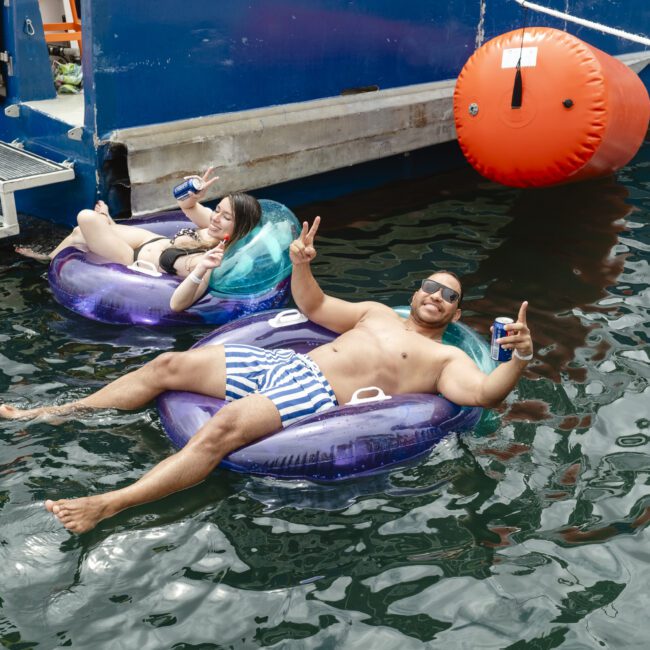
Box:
[289,216,321,265]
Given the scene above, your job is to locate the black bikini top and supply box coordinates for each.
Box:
[159,228,203,275]
[158,247,194,275]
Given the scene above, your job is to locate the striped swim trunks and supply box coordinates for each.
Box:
[223,344,338,427]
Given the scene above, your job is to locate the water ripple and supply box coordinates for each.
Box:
[1,155,649,647]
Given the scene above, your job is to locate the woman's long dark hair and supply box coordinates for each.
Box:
[227,192,262,245]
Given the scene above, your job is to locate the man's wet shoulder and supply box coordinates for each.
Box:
[358,303,403,323]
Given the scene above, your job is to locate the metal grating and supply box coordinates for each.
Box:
[0,142,66,181]
[0,141,74,239]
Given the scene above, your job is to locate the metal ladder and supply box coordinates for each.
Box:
[0,141,75,238]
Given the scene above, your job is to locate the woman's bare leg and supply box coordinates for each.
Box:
[45,394,282,533]
[14,246,52,261]
[16,223,89,261]
[14,201,115,262]
[0,346,228,420]
[75,209,140,264]
[46,224,91,259]
[16,202,113,262]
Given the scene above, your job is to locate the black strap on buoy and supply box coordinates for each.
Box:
[511,5,529,109]
[511,63,523,108]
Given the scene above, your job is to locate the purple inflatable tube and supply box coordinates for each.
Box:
[157,308,491,481]
[48,200,298,326]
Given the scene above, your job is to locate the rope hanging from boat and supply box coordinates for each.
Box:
[511,4,529,109]
[512,0,650,46]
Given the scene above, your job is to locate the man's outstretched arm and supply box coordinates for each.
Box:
[290,217,377,333]
[437,301,534,408]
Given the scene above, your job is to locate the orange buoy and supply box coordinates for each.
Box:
[453,27,650,187]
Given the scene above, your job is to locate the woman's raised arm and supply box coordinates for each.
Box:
[176,168,221,228]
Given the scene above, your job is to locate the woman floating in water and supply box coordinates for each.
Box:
[16,168,262,311]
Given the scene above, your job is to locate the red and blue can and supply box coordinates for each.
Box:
[491,317,514,362]
[173,177,204,201]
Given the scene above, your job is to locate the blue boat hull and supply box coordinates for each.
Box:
[1,1,649,226]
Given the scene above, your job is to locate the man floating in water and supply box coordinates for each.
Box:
[0,217,533,533]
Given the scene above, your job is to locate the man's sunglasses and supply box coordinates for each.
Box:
[420,279,460,303]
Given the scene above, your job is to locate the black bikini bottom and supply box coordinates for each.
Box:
[132,237,167,263]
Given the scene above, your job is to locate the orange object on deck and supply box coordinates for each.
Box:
[453,27,650,188]
[42,0,82,55]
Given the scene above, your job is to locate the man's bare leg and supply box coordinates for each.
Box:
[44,394,281,533]
[0,346,228,420]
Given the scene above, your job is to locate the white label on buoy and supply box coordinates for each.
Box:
[501,47,538,68]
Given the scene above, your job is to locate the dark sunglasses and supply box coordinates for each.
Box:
[420,279,460,303]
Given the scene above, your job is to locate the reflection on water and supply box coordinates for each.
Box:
[462,176,632,383]
[0,148,649,648]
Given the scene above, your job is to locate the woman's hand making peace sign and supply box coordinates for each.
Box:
[289,216,321,265]
[183,167,221,202]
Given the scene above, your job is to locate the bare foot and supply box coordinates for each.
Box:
[0,404,47,420]
[0,403,74,422]
[14,246,51,262]
[45,496,114,533]
[95,200,114,224]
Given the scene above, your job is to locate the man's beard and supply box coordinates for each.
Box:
[410,300,454,327]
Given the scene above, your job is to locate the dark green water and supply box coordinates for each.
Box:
[1,146,649,649]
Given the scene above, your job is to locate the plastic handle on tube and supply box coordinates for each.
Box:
[268,309,309,328]
[346,386,392,405]
[127,260,162,277]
